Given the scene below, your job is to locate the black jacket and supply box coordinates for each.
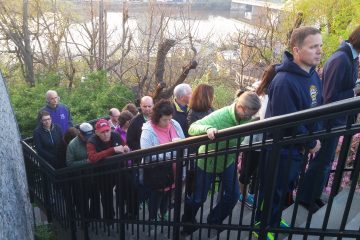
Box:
[33,124,63,168]
[126,113,146,151]
[187,108,214,126]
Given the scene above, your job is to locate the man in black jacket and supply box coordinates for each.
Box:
[126,96,154,151]
[298,25,360,212]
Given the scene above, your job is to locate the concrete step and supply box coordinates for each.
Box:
[282,203,311,228]
[330,211,360,240]
[284,188,360,240]
[183,193,255,240]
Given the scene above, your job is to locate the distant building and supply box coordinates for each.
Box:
[231,0,284,21]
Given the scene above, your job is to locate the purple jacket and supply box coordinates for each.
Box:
[41,103,73,135]
[114,126,127,145]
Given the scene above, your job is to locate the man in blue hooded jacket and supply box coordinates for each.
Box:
[298,25,360,212]
[255,27,323,234]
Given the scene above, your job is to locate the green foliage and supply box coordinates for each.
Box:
[9,71,135,138]
[34,224,54,240]
[287,0,360,61]
[191,72,237,110]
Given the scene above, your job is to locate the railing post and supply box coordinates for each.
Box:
[41,169,52,223]
[118,165,126,240]
[173,149,184,240]
[331,134,352,196]
[259,131,282,239]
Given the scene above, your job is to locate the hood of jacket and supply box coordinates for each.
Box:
[276,51,317,78]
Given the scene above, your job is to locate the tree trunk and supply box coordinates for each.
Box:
[0,72,34,239]
[23,0,35,86]
[155,60,198,101]
[286,12,303,49]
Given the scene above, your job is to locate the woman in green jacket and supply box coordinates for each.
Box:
[182,91,261,234]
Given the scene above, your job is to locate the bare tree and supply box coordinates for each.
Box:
[0,0,34,86]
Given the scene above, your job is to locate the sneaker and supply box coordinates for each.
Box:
[239,193,255,209]
[252,230,275,240]
[280,218,289,228]
[315,198,325,208]
[299,200,320,214]
[252,221,275,240]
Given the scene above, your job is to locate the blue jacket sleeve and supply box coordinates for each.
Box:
[323,56,354,103]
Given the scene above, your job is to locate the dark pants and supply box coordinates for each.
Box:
[116,170,139,218]
[98,176,115,221]
[73,180,101,220]
[182,163,240,225]
[239,151,261,186]
[148,190,171,220]
[256,149,304,227]
[298,137,339,205]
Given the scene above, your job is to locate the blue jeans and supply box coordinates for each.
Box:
[183,163,240,225]
[256,149,304,227]
[298,137,339,205]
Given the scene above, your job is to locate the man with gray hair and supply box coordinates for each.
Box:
[40,90,73,135]
[173,83,192,137]
[108,108,121,130]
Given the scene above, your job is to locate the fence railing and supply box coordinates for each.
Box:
[22,97,360,240]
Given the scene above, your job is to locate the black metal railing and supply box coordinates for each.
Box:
[22,98,360,240]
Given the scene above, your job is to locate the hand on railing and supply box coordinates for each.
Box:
[206,128,218,140]
[114,145,130,154]
[309,139,321,154]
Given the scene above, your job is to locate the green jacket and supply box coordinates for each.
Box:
[188,103,249,173]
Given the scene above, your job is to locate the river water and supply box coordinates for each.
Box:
[70,9,254,49]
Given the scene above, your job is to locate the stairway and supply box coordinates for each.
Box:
[54,187,360,240]
[282,188,360,240]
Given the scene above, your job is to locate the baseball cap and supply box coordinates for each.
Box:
[95,119,111,133]
[79,122,94,140]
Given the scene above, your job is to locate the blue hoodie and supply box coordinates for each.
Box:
[265,51,323,149]
[322,41,359,127]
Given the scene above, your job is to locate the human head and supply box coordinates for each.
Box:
[290,27,322,72]
[189,84,214,112]
[79,122,94,142]
[174,83,192,106]
[64,127,80,145]
[235,91,261,120]
[38,110,52,129]
[95,118,111,142]
[349,25,360,52]
[256,64,277,96]
[45,90,60,108]
[109,108,121,125]
[122,103,139,116]
[151,99,174,128]
[118,110,134,129]
[140,96,154,118]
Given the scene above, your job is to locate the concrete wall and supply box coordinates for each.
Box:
[0,72,34,240]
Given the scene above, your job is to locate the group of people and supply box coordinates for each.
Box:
[32,24,360,239]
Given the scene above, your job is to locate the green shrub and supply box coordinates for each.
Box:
[34,224,54,240]
[9,70,135,138]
